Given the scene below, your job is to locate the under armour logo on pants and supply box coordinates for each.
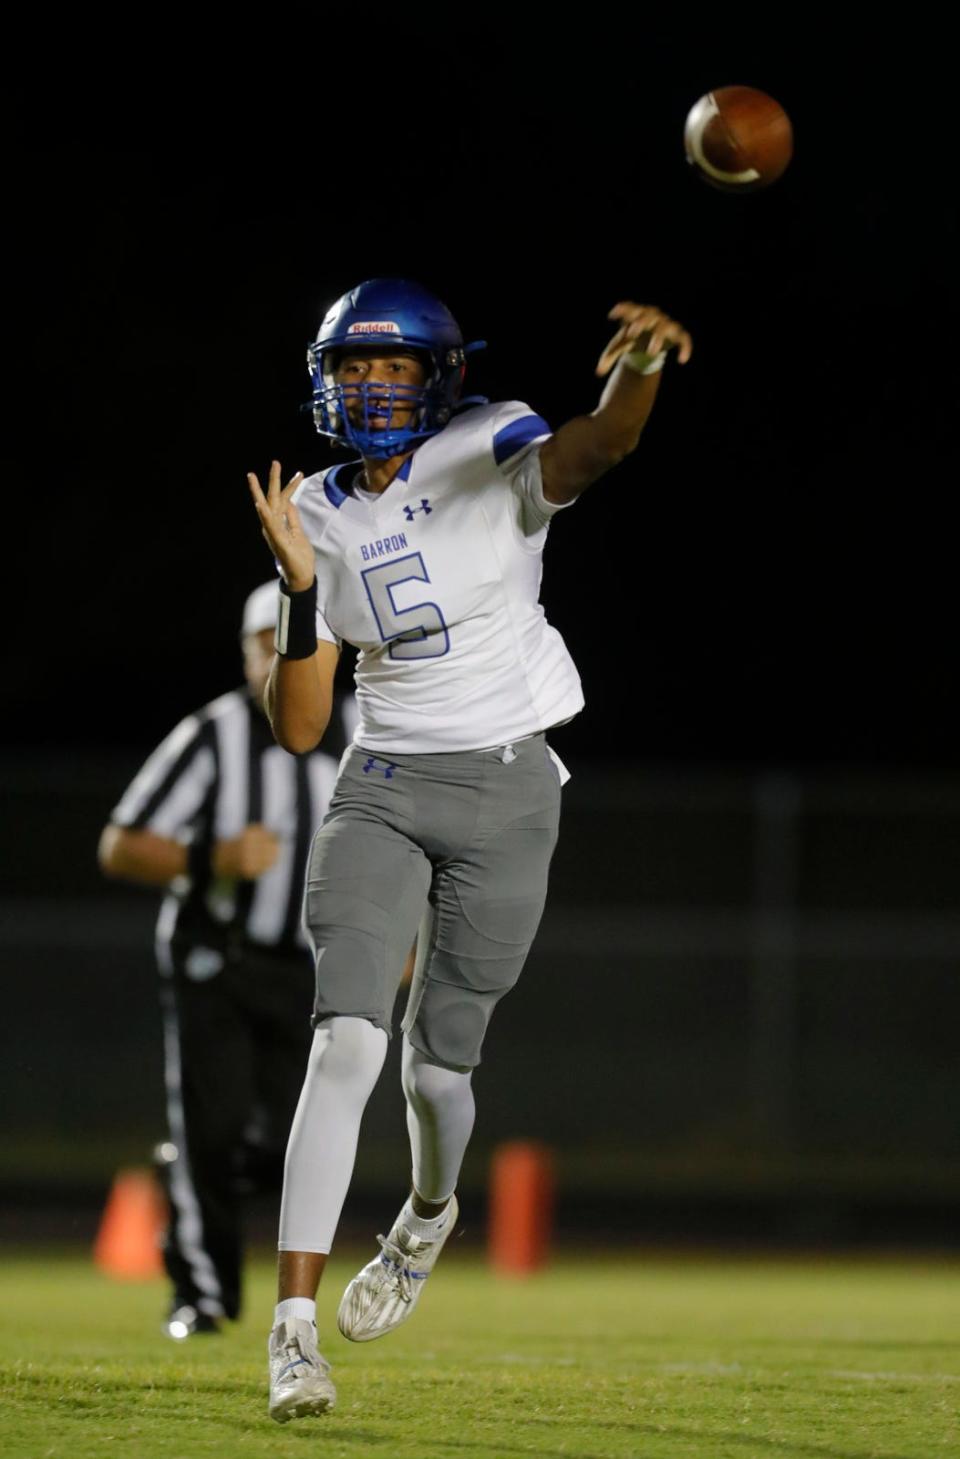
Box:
[362,757,398,779]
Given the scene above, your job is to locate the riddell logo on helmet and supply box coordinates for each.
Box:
[347,322,401,335]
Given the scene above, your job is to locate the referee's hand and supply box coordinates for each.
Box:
[212,825,280,880]
[247,460,316,591]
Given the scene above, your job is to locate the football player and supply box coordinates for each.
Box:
[248,279,692,1421]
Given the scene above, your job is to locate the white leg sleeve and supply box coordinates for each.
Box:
[401,1035,476,1204]
[278,1016,388,1253]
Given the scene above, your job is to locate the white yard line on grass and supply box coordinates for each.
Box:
[829,1370,960,1383]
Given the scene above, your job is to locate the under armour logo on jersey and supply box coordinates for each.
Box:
[362,756,398,779]
[403,499,432,521]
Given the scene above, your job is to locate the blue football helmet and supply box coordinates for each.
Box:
[307,278,484,458]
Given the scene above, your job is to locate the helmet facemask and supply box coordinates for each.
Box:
[308,343,466,459]
[308,345,455,459]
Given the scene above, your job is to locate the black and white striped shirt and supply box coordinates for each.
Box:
[111,689,354,957]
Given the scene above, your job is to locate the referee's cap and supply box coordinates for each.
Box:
[241,579,281,637]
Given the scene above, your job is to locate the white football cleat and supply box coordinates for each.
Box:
[337,1195,458,1342]
[267,1317,336,1422]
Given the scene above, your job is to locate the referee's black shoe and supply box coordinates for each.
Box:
[163,1303,222,1340]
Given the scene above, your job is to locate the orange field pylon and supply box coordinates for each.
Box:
[93,1166,166,1279]
[488,1140,555,1275]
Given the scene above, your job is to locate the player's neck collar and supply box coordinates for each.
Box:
[353,454,414,499]
[325,451,415,511]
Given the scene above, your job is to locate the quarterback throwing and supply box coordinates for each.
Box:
[248,279,691,1422]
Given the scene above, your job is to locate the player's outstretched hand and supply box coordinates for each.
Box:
[247,461,316,591]
[595,303,693,378]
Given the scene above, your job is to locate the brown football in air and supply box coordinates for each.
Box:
[684,86,793,192]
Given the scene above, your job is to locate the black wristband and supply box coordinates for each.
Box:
[276,577,319,659]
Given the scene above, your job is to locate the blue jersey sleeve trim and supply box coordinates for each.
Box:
[492,413,552,466]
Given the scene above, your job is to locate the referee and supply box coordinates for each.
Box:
[99,580,354,1338]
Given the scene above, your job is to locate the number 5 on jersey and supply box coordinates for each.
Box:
[361,553,451,660]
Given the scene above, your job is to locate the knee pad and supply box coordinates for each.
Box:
[308,1016,387,1095]
[401,1038,473,1110]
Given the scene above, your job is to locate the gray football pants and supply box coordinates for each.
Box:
[303,733,563,1071]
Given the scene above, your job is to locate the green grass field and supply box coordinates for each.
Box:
[3,1248,958,1458]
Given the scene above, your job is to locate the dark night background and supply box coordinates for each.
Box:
[4,31,958,768]
[2,28,959,1243]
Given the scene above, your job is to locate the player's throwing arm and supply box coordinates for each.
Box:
[539,302,693,505]
[247,460,339,754]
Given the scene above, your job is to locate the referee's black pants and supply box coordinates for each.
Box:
[158,940,314,1320]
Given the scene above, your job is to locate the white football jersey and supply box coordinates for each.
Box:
[292,400,584,753]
